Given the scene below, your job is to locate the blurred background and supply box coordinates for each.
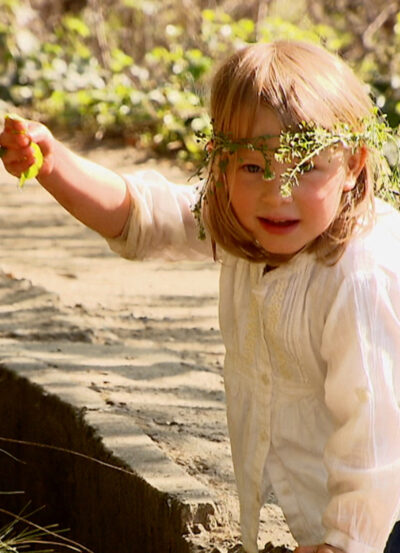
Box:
[1,0,399,165]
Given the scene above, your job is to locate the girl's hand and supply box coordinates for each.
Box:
[294,545,346,553]
[0,115,55,180]
[2,113,130,237]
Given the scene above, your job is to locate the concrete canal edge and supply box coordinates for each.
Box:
[0,360,217,553]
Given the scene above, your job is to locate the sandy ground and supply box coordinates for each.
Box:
[0,139,296,552]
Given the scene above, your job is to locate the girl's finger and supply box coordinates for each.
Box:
[1,145,36,175]
[0,132,30,149]
[0,128,31,149]
[4,115,27,134]
[2,159,32,178]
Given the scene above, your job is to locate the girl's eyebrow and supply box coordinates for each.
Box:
[236,148,270,159]
[237,143,279,154]
[211,132,280,150]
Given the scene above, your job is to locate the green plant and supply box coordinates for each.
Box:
[0,507,62,553]
[191,113,400,238]
[0,436,103,553]
[0,505,91,553]
[1,1,400,168]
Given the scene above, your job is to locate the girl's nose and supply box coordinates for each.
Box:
[260,170,293,205]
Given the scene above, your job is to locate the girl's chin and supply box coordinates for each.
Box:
[256,239,308,258]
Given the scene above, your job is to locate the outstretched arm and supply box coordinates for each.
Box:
[0,116,131,238]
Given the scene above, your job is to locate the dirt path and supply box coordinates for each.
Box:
[0,140,295,552]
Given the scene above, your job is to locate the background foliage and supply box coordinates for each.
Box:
[1,0,400,164]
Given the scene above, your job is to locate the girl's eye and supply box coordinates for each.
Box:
[242,164,263,174]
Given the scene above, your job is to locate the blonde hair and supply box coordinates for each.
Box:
[202,40,376,265]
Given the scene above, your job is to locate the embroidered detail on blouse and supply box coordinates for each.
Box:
[264,278,296,381]
[242,288,262,369]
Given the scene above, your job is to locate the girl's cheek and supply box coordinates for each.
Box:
[296,187,333,204]
[290,182,314,201]
[296,170,344,198]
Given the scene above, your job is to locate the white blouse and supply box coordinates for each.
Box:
[107,170,400,553]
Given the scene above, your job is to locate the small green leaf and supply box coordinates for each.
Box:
[5,113,25,123]
[263,164,274,180]
[19,143,44,188]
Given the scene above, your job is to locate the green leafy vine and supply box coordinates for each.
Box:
[192,112,400,238]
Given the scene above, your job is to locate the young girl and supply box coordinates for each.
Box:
[1,40,400,553]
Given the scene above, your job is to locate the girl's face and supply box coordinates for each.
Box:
[227,107,363,256]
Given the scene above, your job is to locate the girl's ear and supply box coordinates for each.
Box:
[343,146,368,191]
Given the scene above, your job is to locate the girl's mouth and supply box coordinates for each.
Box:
[258,217,300,235]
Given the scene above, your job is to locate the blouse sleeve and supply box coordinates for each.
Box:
[320,268,400,553]
[106,169,212,261]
